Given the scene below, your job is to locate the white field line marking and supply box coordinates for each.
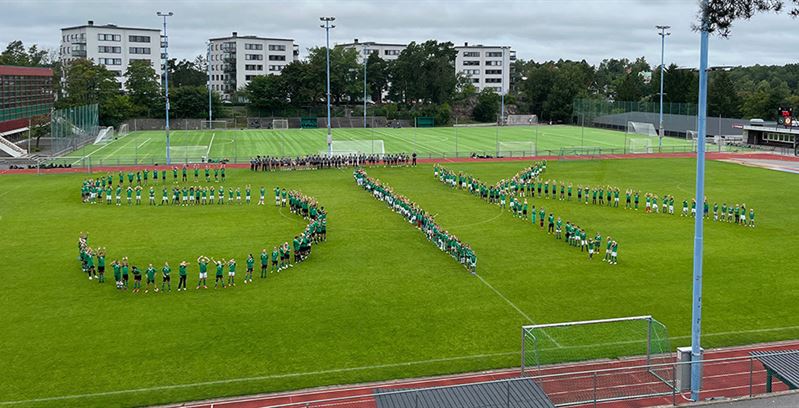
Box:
[136,138,151,149]
[98,136,143,162]
[72,135,139,165]
[206,133,215,157]
[0,352,517,406]
[76,138,118,162]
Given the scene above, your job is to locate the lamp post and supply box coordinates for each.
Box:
[207,41,212,124]
[157,11,173,164]
[320,17,335,155]
[363,47,368,128]
[657,25,671,150]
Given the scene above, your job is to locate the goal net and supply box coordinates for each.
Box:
[522,316,673,405]
[629,138,652,154]
[272,119,289,130]
[201,120,228,130]
[506,114,539,126]
[559,146,602,157]
[118,123,129,138]
[627,121,658,137]
[321,140,385,157]
[497,141,536,157]
[168,145,208,163]
[93,126,115,144]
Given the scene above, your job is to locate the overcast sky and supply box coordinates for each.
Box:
[2,0,798,68]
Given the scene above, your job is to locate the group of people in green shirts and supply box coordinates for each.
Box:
[76,187,327,293]
[80,178,278,207]
[354,169,477,273]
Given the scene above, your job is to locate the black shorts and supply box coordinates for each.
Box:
[123,274,129,281]
[247,267,253,272]
[134,275,142,281]
[261,264,268,269]
[98,266,105,273]
[163,275,171,282]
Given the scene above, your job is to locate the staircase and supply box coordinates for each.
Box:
[0,132,27,158]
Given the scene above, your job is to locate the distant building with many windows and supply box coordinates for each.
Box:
[455,43,515,95]
[208,32,299,102]
[60,20,162,90]
[0,65,53,156]
[336,39,407,62]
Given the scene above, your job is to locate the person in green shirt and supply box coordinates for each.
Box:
[271,246,279,272]
[132,265,142,293]
[193,165,199,182]
[161,187,169,205]
[126,186,133,205]
[105,186,113,205]
[555,217,563,240]
[604,237,613,262]
[161,262,172,292]
[259,186,266,206]
[148,186,155,206]
[245,254,254,283]
[197,256,210,289]
[212,258,226,288]
[260,249,269,278]
[214,167,219,182]
[610,241,619,265]
[682,199,689,216]
[236,187,242,204]
[220,166,226,182]
[274,187,281,206]
[218,186,225,205]
[182,165,188,182]
[539,208,545,228]
[547,213,555,234]
[245,185,252,205]
[161,169,167,183]
[112,260,121,289]
[177,261,188,291]
[587,238,595,259]
[145,263,157,293]
[749,208,755,227]
[143,168,149,185]
[227,258,237,286]
[85,248,96,280]
[96,248,106,283]
[228,187,235,204]
[121,259,130,289]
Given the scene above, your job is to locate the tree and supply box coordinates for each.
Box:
[168,58,207,88]
[365,51,390,104]
[615,72,648,102]
[0,40,50,67]
[170,86,222,118]
[472,89,500,122]
[389,40,458,104]
[281,60,323,107]
[700,0,799,36]
[306,46,361,104]
[244,74,288,113]
[57,59,123,126]
[708,70,742,117]
[100,94,134,128]
[124,60,162,117]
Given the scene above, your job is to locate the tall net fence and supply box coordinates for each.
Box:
[50,104,99,155]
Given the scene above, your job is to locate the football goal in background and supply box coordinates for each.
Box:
[272,119,289,130]
[93,126,115,144]
[506,114,539,126]
[629,138,653,154]
[201,120,228,130]
[627,121,659,137]
[117,124,129,138]
[321,140,385,157]
[497,141,536,157]
[168,145,208,163]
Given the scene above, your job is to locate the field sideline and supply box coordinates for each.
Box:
[1,156,797,407]
[61,125,705,166]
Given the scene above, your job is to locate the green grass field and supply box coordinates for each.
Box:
[1,157,797,407]
[60,125,703,166]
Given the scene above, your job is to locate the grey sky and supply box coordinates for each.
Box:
[2,0,798,68]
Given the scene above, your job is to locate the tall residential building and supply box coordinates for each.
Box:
[455,43,515,95]
[60,20,162,90]
[336,39,407,62]
[208,32,299,101]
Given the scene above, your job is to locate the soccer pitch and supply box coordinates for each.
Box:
[1,158,797,407]
[63,125,701,166]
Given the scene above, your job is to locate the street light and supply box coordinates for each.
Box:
[207,41,212,124]
[657,25,671,151]
[363,47,368,128]
[157,11,173,164]
[320,17,335,155]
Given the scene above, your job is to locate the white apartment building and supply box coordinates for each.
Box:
[336,39,407,62]
[208,32,299,101]
[60,20,162,90]
[455,43,515,95]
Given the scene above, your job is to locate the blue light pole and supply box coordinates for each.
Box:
[691,0,709,401]
[657,25,670,150]
[157,11,173,164]
[320,17,335,155]
[207,41,212,123]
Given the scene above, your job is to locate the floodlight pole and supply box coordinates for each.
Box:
[657,25,671,151]
[690,2,709,402]
[207,41,212,123]
[321,17,335,155]
[363,47,368,128]
[158,11,173,165]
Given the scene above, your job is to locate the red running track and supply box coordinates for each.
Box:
[3,152,799,176]
[179,340,799,408]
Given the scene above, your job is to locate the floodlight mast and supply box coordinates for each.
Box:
[321,17,335,155]
[157,11,174,164]
[657,25,671,150]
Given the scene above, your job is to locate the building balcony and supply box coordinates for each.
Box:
[71,50,87,57]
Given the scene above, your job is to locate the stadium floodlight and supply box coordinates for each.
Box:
[320,17,335,155]
[157,11,174,164]
[207,41,212,123]
[363,47,368,128]
[657,25,671,150]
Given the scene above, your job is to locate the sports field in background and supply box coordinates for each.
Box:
[60,125,709,166]
[1,157,798,407]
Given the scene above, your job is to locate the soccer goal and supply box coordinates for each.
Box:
[93,126,115,144]
[168,145,208,163]
[629,138,653,154]
[497,141,536,157]
[506,114,539,126]
[201,120,228,130]
[321,140,385,156]
[559,146,602,157]
[627,121,659,137]
[272,119,289,130]
[118,123,129,138]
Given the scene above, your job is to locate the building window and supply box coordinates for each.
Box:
[129,47,151,54]
[245,43,263,50]
[463,60,480,66]
[268,55,286,61]
[98,46,121,53]
[764,132,795,142]
[129,35,151,43]
[485,69,502,75]
[245,74,261,81]
[463,51,480,57]
[269,65,284,72]
[486,51,503,57]
[485,78,502,83]
[130,58,153,65]
[245,54,263,61]
[268,44,286,51]
[245,64,263,71]
[98,33,121,41]
[384,49,400,56]
[462,69,480,76]
[98,58,122,65]
[485,60,502,66]
[471,78,479,83]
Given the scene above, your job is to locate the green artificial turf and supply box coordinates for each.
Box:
[0,157,797,407]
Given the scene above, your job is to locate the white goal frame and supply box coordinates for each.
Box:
[506,114,539,126]
[201,120,228,130]
[321,140,385,157]
[626,121,659,137]
[272,119,289,130]
[118,123,129,138]
[497,141,536,157]
[629,138,653,154]
[168,145,208,163]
